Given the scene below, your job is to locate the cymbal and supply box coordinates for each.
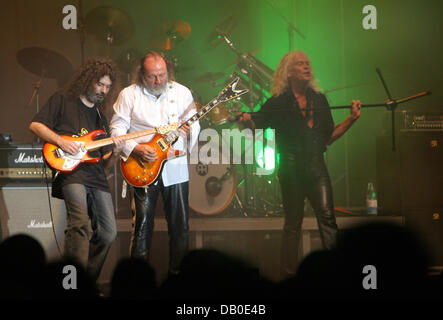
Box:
[85,6,134,46]
[206,15,239,49]
[150,20,191,50]
[16,47,73,79]
[195,72,225,83]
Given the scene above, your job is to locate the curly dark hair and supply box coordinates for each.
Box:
[65,57,119,112]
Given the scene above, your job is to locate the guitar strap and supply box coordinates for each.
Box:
[95,107,108,136]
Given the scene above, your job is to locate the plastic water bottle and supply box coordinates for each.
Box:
[366,181,378,216]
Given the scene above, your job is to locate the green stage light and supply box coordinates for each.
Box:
[255,128,277,172]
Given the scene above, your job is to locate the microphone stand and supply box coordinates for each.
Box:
[27,69,46,144]
[251,90,431,152]
[78,0,85,64]
[315,68,431,151]
[264,0,306,50]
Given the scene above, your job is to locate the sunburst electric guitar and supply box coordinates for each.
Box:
[43,125,178,173]
[120,77,249,187]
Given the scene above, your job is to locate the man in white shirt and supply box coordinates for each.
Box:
[110,51,200,274]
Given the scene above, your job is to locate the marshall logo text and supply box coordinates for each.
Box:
[14,153,44,164]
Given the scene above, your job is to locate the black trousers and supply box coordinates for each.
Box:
[278,153,337,277]
[130,180,189,273]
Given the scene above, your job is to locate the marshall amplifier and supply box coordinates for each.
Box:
[0,184,66,261]
[0,144,51,182]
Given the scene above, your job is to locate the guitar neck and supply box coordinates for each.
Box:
[182,98,221,128]
[86,128,157,150]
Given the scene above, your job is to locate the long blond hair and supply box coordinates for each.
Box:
[271,51,319,97]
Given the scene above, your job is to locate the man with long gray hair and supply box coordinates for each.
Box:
[240,51,361,277]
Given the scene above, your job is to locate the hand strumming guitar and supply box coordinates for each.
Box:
[57,137,81,155]
[133,144,158,162]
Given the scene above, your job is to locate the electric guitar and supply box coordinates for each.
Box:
[120,76,249,187]
[43,125,178,173]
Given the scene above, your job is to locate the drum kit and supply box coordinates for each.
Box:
[187,15,284,217]
[16,5,284,217]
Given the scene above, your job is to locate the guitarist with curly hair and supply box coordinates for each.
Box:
[29,58,125,282]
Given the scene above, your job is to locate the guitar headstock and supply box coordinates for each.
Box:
[158,123,179,134]
[216,77,249,104]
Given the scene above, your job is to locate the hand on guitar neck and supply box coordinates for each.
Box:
[179,120,192,139]
[111,137,126,154]
[58,135,126,156]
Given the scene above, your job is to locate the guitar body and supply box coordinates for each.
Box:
[43,130,106,173]
[120,133,184,187]
[119,77,248,188]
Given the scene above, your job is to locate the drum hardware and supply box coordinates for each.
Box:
[195,72,225,87]
[209,30,273,111]
[206,15,239,50]
[148,19,192,51]
[117,48,142,86]
[264,0,306,50]
[17,47,74,143]
[189,161,237,216]
[205,166,232,197]
[230,165,284,217]
[84,6,134,47]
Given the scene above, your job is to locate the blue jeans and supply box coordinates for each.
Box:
[62,184,117,281]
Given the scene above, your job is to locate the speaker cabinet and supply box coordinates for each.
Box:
[404,208,443,266]
[376,132,443,214]
[0,185,66,261]
[398,133,443,209]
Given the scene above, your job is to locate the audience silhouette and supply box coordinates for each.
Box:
[287,222,441,300]
[0,234,46,299]
[0,222,441,301]
[158,248,276,301]
[110,257,156,300]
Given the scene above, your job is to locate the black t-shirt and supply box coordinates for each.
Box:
[32,91,112,199]
[253,88,335,158]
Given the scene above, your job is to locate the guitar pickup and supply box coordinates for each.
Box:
[157,139,167,151]
[55,148,65,158]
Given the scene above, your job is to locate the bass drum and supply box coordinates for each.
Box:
[189,163,236,215]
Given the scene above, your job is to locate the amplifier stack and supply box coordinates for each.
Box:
[377,109,443,265]
[0,143,65,261]
[0,143,51,182]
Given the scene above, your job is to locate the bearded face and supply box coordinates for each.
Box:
[86,75,112,104]
[142,57,168,96]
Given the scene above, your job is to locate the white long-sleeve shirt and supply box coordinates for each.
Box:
[110,81,200,187]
